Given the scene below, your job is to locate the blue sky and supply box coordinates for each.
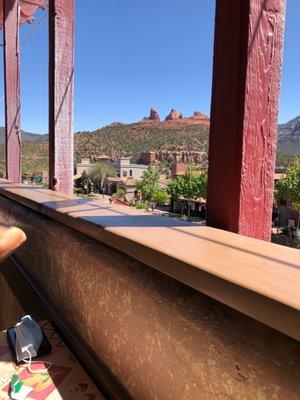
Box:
[0,0,299,134]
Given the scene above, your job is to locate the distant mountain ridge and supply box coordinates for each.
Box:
[0,127,47,144]
[277,115,300,154]
[0,111,298,172]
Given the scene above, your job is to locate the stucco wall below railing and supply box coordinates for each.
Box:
[0,195,299,400]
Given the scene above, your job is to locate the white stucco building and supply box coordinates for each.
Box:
[116,157,147,180]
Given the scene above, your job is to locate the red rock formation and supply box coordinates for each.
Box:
[165,109,183,121]
[139,151,156,165]
[191,111,210,122]
[149,107,160,121]
[139,150,206,166]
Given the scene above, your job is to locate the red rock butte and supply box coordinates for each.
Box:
[191,111,210,121]
[165,109,183,121]
[149,107,160,121]
[139,107,210,127]
[143,108,210,125]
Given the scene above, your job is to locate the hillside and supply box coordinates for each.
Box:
[75,112,210,163]
[0,127,48,172]
[277,115,300,154]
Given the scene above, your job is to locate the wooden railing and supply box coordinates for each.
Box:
[0,180,299,399]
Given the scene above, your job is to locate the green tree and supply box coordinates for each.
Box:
[87,162,117,193]
[168,165,208,217]
[275,158,300,240]
[137,165,160,210]
[152,188,169,207]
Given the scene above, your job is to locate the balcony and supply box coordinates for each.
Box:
[0,180,299,399]
[0,1,299,399]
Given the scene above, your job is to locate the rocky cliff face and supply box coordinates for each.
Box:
[143,108,210,124]
[190,111,210,123]
[149,107,160,121]
[139,149,207,166]
[165,109,183,121]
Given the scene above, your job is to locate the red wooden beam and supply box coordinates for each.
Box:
[3,0,21,182]
[49,0,74,194]
[206,0,286,241]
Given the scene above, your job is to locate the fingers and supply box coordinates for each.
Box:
[0,226,27,263]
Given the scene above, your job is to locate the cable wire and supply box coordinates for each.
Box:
[19,9,48,51]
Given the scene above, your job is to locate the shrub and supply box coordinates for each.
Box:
[116,187,126,198]
[135,202,148,210]
[75,187,85,195]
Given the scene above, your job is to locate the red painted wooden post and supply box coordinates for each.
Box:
[3,0,21,182]
[49,0,74,194]
[206,0,286,241]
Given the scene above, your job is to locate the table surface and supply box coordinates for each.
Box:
[0,321,105,400]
